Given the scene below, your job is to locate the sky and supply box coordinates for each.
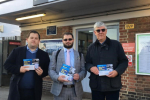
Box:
[0,22,21,40]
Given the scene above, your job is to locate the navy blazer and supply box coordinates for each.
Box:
[85,37,128,92]
[4,46,50,100]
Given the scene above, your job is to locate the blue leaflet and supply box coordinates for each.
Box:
[60,64,71,75]
[97,64,107,71]
[23,59,32,65]
[23,59,39,70]
[97,64,113,76]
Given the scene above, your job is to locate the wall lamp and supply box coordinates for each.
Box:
[16,13,46,21]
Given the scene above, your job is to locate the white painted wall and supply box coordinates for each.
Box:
[0,0,33,15]
[0,22,21,40]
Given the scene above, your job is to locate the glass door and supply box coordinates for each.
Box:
[76,28,94,58]
[76,28,94,93]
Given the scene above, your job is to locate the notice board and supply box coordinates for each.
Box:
[136,33,150,75]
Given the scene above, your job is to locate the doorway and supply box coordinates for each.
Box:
[76,25,119,93]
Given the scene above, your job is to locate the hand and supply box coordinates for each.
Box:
[107,70,118,78]
[58,75,69,82]
[90,66,99,75]
[20,66,29,73]
[73,73,79,80]
[35,67,43,76]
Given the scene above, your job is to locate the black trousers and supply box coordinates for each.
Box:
[92,90,120,100]
[19,88,35,100]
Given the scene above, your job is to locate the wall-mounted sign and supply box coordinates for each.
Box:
[0,25,3,32]
[47,26,57,35]
[126,55,132,67]
[122,43,135,52]
[9,42,21,45]
[125,24,134,29]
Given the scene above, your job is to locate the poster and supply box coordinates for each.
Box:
[126,55,132,67]
[136,33,150,75]
[39,39,63,58]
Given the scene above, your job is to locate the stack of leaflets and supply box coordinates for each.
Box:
[59,64,75,81]
[97,64,113,76]
[23,59,39,70]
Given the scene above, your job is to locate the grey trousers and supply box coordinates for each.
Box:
[54,87,82,100]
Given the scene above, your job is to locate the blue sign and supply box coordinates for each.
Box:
[47,26,56,35]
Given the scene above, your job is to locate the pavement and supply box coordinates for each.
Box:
[0,86,91,100]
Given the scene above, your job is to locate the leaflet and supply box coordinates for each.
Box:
[97,64,113,76]
[59,64,75,81]
[23,59,39,70]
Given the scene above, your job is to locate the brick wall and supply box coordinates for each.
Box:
[119,17,150,100]
[21,26,72,93]
[20,18,150,99]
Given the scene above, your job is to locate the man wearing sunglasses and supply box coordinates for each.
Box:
[85,22,128,100]
[49,32,86,100]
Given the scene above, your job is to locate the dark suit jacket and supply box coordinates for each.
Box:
[4,46,50,100]
[85,37,128,91]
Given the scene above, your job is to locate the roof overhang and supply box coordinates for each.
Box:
[1,0,150,27]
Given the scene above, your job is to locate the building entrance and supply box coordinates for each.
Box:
[76,24,119,93]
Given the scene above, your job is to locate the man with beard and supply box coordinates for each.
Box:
[49,32,86,100]
[4,30,50,100]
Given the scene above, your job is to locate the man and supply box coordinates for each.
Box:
[49,32,86,100]
[4,30,50,100]
[85,22,128,100]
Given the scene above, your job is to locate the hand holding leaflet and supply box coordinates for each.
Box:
[23,59,39,70]
[23,59,34,70]
[58,75,69,82]
[97,64,113,76]
[59,64,74,81]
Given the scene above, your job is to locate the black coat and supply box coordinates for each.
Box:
[4,46,50,100]
[85,37,128,92]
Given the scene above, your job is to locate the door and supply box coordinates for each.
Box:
[76,28,94,92]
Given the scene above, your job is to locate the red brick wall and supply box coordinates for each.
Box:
[21,26,72,92]
[21,26,72,46]
[120,17,150,100]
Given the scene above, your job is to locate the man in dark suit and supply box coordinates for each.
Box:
[85,22,128,100]
[4,30,50,100]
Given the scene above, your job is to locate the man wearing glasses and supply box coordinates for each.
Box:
[49,32,86,100]
[85,21,128,100]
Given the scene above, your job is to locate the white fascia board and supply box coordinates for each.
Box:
[0,0,33,15]
[21,9,150,31]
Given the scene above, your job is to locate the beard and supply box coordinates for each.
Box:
[63,43,73,49]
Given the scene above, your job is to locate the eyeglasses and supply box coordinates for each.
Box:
[63,38,73,41]
[96,29,106,33]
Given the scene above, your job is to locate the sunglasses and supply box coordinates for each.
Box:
[96,29,106,33]
[63,38,73,41]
